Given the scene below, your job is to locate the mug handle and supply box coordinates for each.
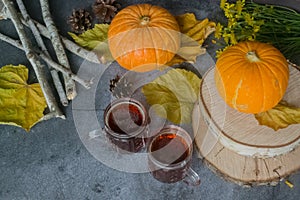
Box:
[183,168,201,186]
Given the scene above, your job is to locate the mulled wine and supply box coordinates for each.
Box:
[148,125,200,185]
[107,103,144,135]
[150,133,189,165]
[104,98,148,153]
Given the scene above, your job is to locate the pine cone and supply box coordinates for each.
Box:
[93,0,121,23]
[68,9,92,34]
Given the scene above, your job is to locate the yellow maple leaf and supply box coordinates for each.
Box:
[255,101,300,131]
[142,68,202,124]
[68,24,113,63]
[177,14,216,45]
[167,13,216,66]
[0,65,47,131]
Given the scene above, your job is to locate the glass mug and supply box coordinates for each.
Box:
[148,125,200,186]
[103,98,148,153]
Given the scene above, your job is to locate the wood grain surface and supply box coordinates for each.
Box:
[193,65,300,185]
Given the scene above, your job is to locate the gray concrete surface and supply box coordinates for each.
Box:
[1,0,300,199]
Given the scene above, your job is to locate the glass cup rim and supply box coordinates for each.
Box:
[148,125,193,169]
[104,97,148,139]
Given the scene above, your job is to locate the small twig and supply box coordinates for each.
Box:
[2,0,64,119]
[41,111,66,121]
[39,53,93,89]
[33,21,100,64]
[0,1,7,19]
[285,179,294,188]
[16,0,68,107]
[33,20,100,64]
[40,0,76,100]
[0,32,92,89]
[288,60,300,71]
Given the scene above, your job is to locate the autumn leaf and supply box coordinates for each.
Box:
[255,101,300,131]
[142,68,201,124]
[68,24,113,63]
[0,65,47,131]
[177,13,216,45]
[68,24,109,50]
[167,13,216,66]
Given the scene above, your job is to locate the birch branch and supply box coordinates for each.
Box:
[40,0,76,100]
[0,3,99,64]
[0,32,92,89]
[2,0,64,119]
[288,60,300,71]
[16,0,68,107]
[0,1,7,19]
[33,21,99,64]
[38,53,93,89]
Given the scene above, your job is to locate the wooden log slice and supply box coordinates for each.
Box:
[192,66,300,185]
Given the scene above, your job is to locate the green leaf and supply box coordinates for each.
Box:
[142,68,201,124]
[0,65,47,131]
[68,24,109,50]
[68,24,113,63]
[255,101,300,131]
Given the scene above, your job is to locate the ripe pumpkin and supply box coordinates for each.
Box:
[108,4,180,72]
[214,41,289,114]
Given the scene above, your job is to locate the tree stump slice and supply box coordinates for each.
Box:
[192,66,300,186]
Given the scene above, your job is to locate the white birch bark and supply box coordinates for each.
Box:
[0,32,92,89]
[2,0,64,119]
[39,0,76,100]
[16,0,68,106]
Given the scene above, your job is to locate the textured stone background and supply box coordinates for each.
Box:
[0,0,300,199]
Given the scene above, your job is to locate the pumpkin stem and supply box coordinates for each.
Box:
[246,51,260,62]
[140,16,150,26]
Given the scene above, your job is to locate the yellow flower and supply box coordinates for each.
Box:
[214,23,223,39]
[224,10,233,19]
[244,13,254,26]
[235,14,241,19]
[222,33,231,44]
[228,18,237,28]
[253,25,260,33]
[216,45,232,58]
[216,49,224,58]
[220,0,227,9]
[224,2,235,10]
[235,0,245,14]
[247,35,255,41]
[230,32,238,44]
[222,2,236,19]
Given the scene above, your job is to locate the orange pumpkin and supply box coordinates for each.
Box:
[108,4,180,72]
[214,41,289,114]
